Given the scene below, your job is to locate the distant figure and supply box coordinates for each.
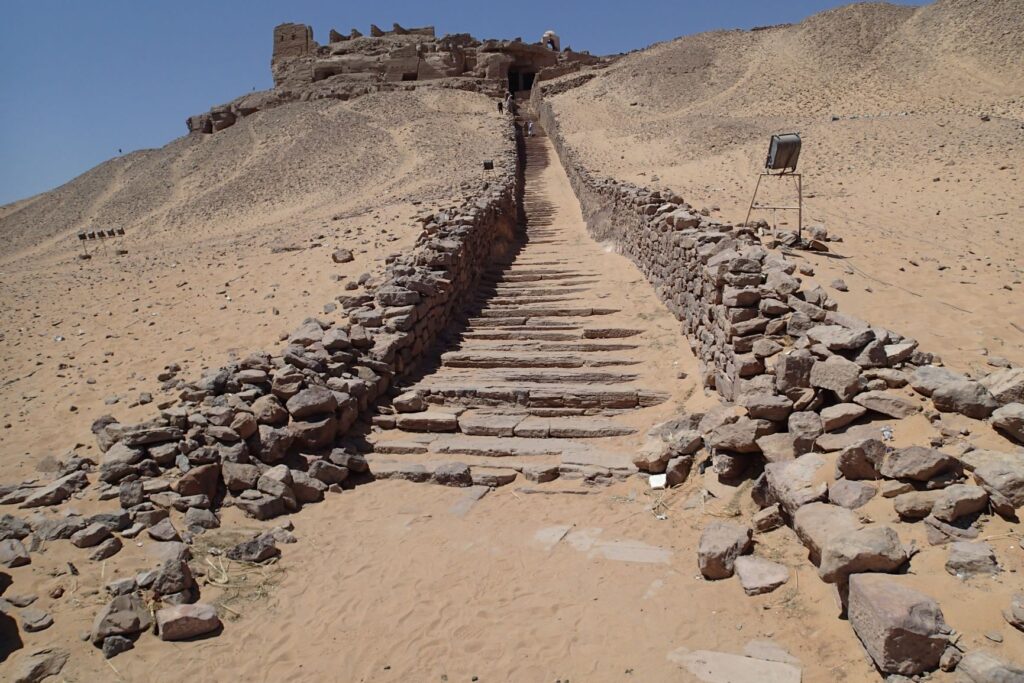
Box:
[504,92,515,114]
[498,100,504,114]
[527,121,535,137]
[542,30,561,52]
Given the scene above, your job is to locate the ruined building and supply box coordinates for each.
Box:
[187,21,605,135]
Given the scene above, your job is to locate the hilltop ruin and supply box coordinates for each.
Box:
[186,21,604,135]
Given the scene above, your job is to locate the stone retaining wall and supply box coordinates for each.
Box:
[83,114,523,518]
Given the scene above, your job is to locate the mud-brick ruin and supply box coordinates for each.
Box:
[186,21,603,134]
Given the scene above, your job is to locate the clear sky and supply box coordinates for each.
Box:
[0,0,923,205]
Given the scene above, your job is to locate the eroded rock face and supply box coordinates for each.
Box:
[847,574,948,675]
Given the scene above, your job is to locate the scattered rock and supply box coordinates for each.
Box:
[101,635,134,659]
[991,403,1024,443]
[698,521,752,580]
[956,650,1024,683]
[91,594,153,645]
[847,574,948,675]
[734,556,790,595]
[945,541,1000,578]
[20,607,53,632]
[12,647,69,683]
[829,479,877,509]
[227,536,279,563]
[157,602,222,641]
[0,538,31,567]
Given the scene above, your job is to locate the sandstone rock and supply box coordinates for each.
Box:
[810,356,863,401]
[12,646,69,683]
[932,380,998,419]
[991,403,1024,444]
[807,324,873,351]
[173,462,220,501]
[157,602,221,641]
[931,484,988,523]
[847,574,948,675]
[393,391,426,413]
[19,471,89,508]
[765,454,829,516]
[222,462,260,492]
[894,490,943,520]
[945,541,999,578]
[91,594,153,645]
[227,536,279,563]
[854,391,921,418]
[20,608,53,632]
[829,479,877,509]
[471,468,518,487]
[669,648,802,683]
[972,460,1024,509]
[252,395,288,425]
[185,507,220,530]
[911,366,964,397]
[234,493,286,520]
[788,411,823,454]
[70,523,111,548]
[774,350,815,394]
[252,424,293,463]
[90,537,123,561]
[793,502,858,563]
[289,470,327,503]
[753,504,784,533]
[756,432,798,463]
[332,248,354,263]
[956,650,1024,683]
[152,555,195,597]
[881,446,959,482]
[309,460,348,485]
[286,386,338,419]
[734,555,789,595]
[707,417,775,454]
[147,518,181,542]
[665,455,694,487]
[0,538,30,567]
[740,392,793,421]
[980,367,1024,405]
[433,462,472,487]
[0,514,30,542]
[818,525,908,582]
[1003,594,1024,632]
[395,411,459,432]
[836,438,886,480]
[101,635,133,659]
[821,403,867,432]
[698,521,752,579]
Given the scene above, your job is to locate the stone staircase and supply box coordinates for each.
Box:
[364,127,682,487]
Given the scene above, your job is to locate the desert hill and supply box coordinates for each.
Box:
[547,0,1024,371]
[0,88,504,479]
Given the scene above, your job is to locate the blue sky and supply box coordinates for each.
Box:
[0,0,922,205]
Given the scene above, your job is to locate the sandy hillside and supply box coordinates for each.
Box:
[547,0,1024,372]
[0,88,507,482]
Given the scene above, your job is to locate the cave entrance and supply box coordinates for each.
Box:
[508,70,536,94]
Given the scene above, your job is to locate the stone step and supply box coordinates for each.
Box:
[416,382,669,409]
[392,411,459,433]
[465,320,583,330]
[455,410,636,438]
[484,273,594,284]
[436,370,641,384]
[483,296,586,306]
[440,351,639,369]
[454,341,639,353]
[477,307,619,319]
[461,331,582,341]
[482,287,592,297]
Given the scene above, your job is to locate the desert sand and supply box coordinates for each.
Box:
[2,2,1023,682]
[546,0,1024,373]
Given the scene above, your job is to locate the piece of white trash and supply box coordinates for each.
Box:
[649,474,667,490]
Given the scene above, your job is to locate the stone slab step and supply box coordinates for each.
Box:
[441,351,639,369]
[392,411,459,432]
[582,328,644,339]
[477,307,619,319]
[430,370,640,384]
[417,382,669,409]
[454,410,636,438]
[460,331,582,341]
[465,320,583,330]
[455,341,639,353]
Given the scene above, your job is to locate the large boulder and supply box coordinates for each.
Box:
[847,574,948,675]
[980,367,1024,405]
[880,446,960,482]
[285,386,338,419]
[910,366,964,397]
[931,380,998,419]
[973,459,1024,510]
[956,649,1024,682]
[835,438,886,480]
[945,541,999,579]
[817,526,908,583]
[793,502,858,563]
[764,454,829,516]
[991,403,1024,443]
